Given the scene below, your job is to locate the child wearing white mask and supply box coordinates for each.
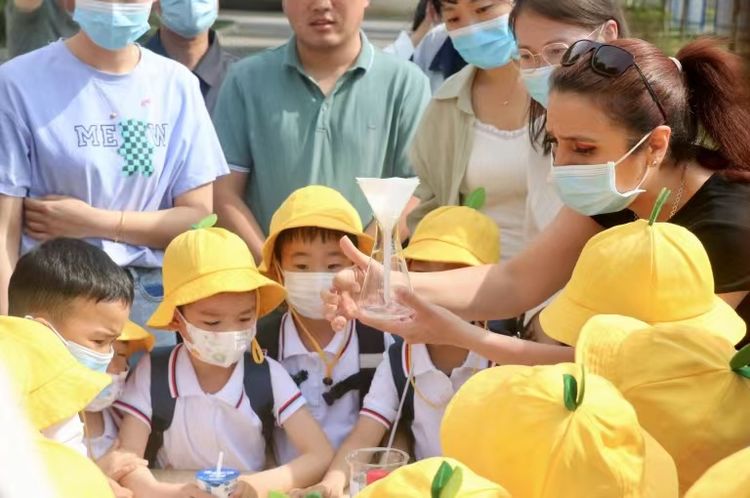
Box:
[256,185,391,466]
[114,222,333,498]
[84,320,154,460]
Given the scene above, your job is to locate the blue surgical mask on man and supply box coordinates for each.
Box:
[552,132,654,216]
[448,14,518,70]
[73,0,152,51]
[159,0,218,39]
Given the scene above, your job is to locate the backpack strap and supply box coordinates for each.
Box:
[256,309,285,361]
[144,346,178,467]
[388,338,414,429]
[355,321,388,406]
[242,354,275,450]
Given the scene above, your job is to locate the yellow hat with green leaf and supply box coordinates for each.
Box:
[540,189,745,346]
[576,314,750,493]
[357,457,511,498]
[684,446,750,498]
[441,363,678,498]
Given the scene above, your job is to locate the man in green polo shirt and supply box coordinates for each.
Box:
[212,0,431,260]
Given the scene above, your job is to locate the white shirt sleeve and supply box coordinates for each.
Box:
[360,357,400,430]
[383,31,416,59]
[268,358,307,426]
[113,354,152,430]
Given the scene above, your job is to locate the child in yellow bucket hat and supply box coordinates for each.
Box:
[256,185,391,467]
[84,320,155,460]
[0,316,132,498]
[114,222,334,498]
[575,314,750,493]
[297,205,499,498]
[440,363,679,498]
[684,446,750,498]
[539,191,746,347]
[356,457,512,498]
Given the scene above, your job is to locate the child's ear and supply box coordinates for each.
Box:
[169,311,190,342]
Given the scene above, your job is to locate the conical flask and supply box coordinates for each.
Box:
[357,177,420,321]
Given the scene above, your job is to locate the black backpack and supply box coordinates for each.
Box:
[256,310,387,407]
[143,345,275,467]
[387,338,415,432]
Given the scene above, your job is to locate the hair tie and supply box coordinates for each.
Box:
[669,57,682,72]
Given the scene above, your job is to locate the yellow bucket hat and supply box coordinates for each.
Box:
[120,320,155,356]
[259,185,374,280]
[149,227,286,328]
[36,436,115,498]
[441,364,678,498]
[357,457,512,498]
[0,316,110,430]
[576,314,750,493]
[684,446,750,498]
[540,215,745,346]
[403,206,500,266]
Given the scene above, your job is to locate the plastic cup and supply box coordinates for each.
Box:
[346,447,409,496]
[195,468,240,498]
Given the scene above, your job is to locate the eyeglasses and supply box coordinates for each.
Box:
[518,43,570,70]
[561,40,668,123]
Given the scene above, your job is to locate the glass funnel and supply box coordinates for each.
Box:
[356,177,419,321]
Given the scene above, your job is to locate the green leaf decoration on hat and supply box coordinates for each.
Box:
[563,366,586,411]
[268,492,290,498]
[730,344,750,380]
[431,461,456,498]
[648,188,672,226]
[463,188,487,211]
[191,213,218,230]
[440,466,464,498]
[304,493,323,498]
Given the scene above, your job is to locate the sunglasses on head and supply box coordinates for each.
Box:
[561,40,668,123]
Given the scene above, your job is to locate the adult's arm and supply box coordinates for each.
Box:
[0,195,22,315]
[411,207,601,320]
[214,171,265,262]
[23,183,213,249]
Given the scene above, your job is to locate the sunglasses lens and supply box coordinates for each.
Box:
[592,45,634,76]
[562,40,597,66]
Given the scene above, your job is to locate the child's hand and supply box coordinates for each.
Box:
[171,483,214,498]
[289,479,346,498]
[96,440,149,481]
[230,480,258,498]
[108,477,134,498]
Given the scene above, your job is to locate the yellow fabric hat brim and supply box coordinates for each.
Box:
[641,429,680,498]
[119,321,155,354]
[36,436,115,498]
[403,238,484,267]
[575,314,651,384]
[148,268,286,329]
[356,457,512,498]
[541,290,745,347]
[684,446,750,498]
[259,213,374,277]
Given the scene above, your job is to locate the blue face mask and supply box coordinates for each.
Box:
[448,14,517,70]
[520,64,557,108]
[73,0,152,51]
[159,0,217,39]
[553,132,654,216]
[66,340,114,373]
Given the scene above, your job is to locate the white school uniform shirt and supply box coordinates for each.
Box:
[361,344,492,460]
[114,344,306,471]
[85,409,121,460]
[41,414,87,457]
[273,314,388,464]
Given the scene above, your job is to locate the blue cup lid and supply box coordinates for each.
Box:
[196,468,240,486]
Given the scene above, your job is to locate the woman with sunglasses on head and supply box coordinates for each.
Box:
[326,36,750,364]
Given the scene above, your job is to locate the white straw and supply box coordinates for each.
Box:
[385,363,414,451]
[383,224,392,306]
[215,451,224,475]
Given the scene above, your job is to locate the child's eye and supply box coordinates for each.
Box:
[574,145,595,155]
[294,264,309,271]
[327,264,344,271]
[240,317,256,323]
[477,5,493,14]
[203,321,220,327]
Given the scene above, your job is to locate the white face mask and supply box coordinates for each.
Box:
[87,371,128,412]
[283,271,336,320]
[181,315,255,368]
